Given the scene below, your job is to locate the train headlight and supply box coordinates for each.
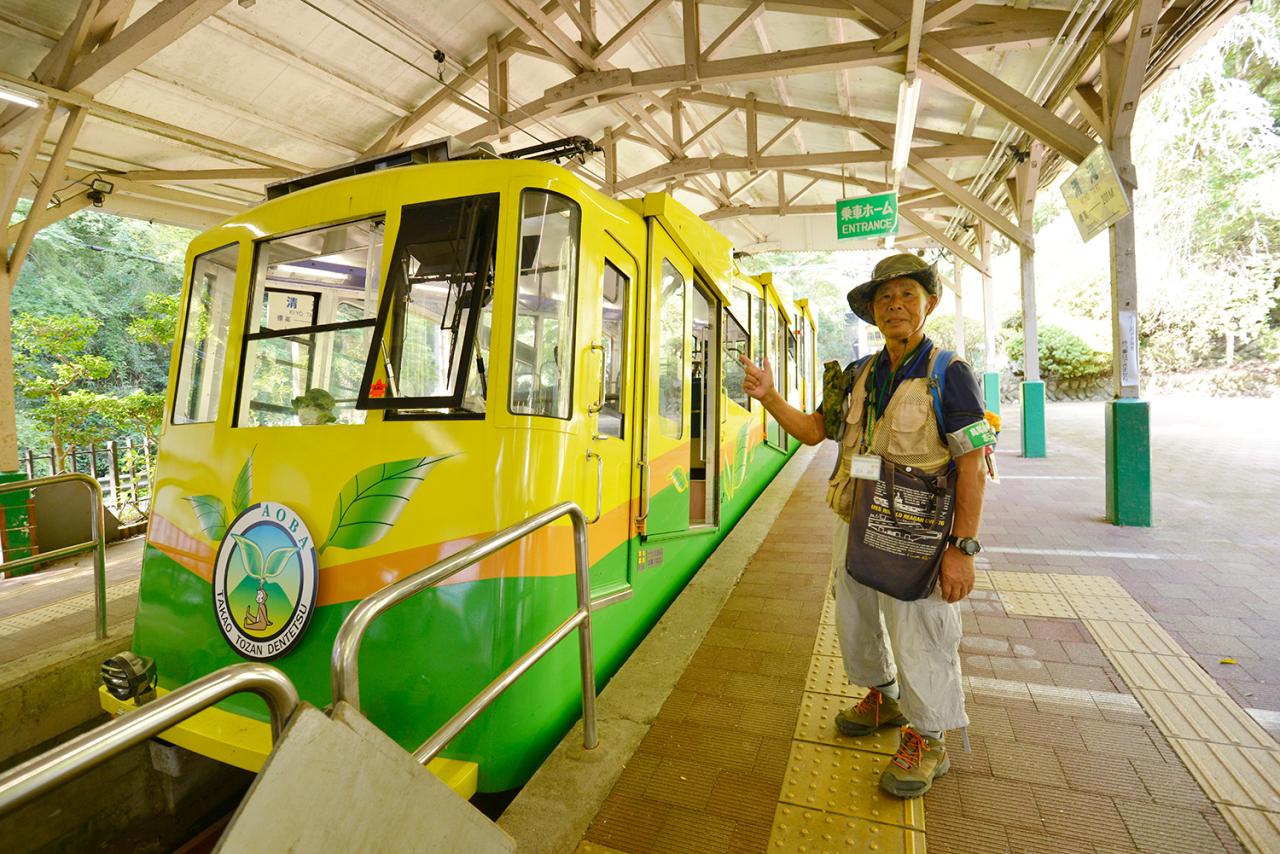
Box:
[101,652,157,703]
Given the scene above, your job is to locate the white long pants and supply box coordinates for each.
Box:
[832,518,968,733]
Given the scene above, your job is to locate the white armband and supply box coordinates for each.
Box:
[946,419,997,457]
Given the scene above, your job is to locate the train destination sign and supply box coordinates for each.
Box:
[836,192,899,241]
[1060,144,1132,243]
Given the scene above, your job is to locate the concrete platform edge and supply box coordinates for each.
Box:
[498,444,819,854]
[0,628,134,765]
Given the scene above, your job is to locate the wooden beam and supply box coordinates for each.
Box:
[786,176,821,206]
[679,90,995,147]
[0,0,128,142]
[0,69,311,172]
[682,0,700,79]
[67,0,232,94]
[702,0,765,60]
[5,191,93,249]
[122,168,294,182]
[901,208,989,276]
[920,36,1095,164]
[8,106,86,281]
[727,170,769,201]
[496,0,596,70]
[1069,84,1107,138]
[0,105,54,247]
[1110,0,1163,141]
[684,105,735,147]
[906,153,1033,248]
[758,118,801,155]
[614,143,992,192]
[875,0,979,53]
[595,0,666,62]
[368,0,560,155]
[905,0,925,74]
[556,0,599,51]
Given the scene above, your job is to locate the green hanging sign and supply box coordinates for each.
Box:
[836,192,898,241]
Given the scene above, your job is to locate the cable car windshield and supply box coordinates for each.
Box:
[236,217,384,427]
[358,194,500,415]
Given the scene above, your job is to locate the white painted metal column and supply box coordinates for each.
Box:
[978,224,1000,413]
[951,256,966,361]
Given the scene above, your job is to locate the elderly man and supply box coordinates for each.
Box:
[739,252,990,799]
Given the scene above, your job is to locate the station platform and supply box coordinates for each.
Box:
[503,398,1280,854]
[4,400,1278,852]
[0,535,142,669]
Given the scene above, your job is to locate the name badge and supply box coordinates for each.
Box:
[850,454,881,481]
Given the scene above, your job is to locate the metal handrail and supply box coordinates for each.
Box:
[0,472,107,639]
[0,663,299,817]
[331,501,598,765]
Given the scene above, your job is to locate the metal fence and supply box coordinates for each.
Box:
[17,439,157,523]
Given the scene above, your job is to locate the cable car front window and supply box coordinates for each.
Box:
[510,190,580,419]
[359,194,499,415]
[237,218,384,427]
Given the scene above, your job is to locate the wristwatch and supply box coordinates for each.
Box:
[947,535,982,556]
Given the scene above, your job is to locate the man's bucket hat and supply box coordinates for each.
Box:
[847,253,939,325]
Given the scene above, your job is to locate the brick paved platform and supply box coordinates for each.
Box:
[573,398,1280,853]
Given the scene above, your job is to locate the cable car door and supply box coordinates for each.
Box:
[642,225,693,537]
[585,235,638,600]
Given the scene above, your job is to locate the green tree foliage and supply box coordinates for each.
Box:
[925,314,987,372]
[12,314,119,462]
[1005,323,1111,381]
[127,291,181,346]
[738,251,869,365]
[9,206,192,450]
[1129,0,1280,369]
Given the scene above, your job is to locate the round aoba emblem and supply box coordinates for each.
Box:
[212,502,318,661]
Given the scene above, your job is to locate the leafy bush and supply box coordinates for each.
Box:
[1005,324,1111,380]
[925,313,988,372]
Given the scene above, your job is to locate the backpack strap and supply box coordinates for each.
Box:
[926,348,955,443]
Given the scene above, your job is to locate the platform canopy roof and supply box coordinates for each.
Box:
[0,0,1243,263]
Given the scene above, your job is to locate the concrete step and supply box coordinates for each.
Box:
[216,701,514,853]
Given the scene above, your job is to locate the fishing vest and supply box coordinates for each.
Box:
[826,350,954,522]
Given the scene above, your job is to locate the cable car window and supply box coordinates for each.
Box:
[358,194,499,414]
[787,328,800,398]
[599,260,628,438]
[732,286,753,339]
[237,218,384,427]
[723,308,750,408]
[753,293,766,364]
[174,243,239,424]
[657,260,685,439]
[510,191,580,419]
[765,305,785,448]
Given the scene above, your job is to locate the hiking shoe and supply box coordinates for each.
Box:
[879,727,950,798]
[835,687,908,737]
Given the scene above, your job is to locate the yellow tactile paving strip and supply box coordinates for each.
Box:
[996,570,1280,853]
[994,590,1076,618]
[0,578,138,637]
[804,652,863,700]
[768,593,928,851]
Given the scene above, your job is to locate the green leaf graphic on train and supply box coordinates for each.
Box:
[736,420,753,487]
[319,455,455,553]
[720,421,756,504]
[187,494,228,540]
[232,451,253,515]
[187,446,257,539]
[669,465,690,494]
